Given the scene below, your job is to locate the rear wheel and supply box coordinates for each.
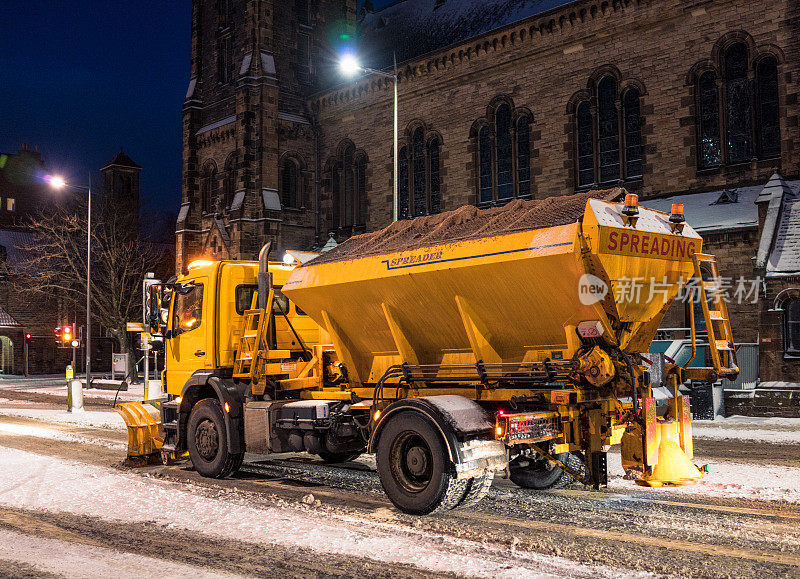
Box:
[456,469,494,509]
[187,398,243,478]
[376,412,468,515]
[509,452,582,490]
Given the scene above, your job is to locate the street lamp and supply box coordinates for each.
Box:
[47,173,93,390]
[339,53,399,222]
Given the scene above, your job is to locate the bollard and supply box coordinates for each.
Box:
[67,379,84,413]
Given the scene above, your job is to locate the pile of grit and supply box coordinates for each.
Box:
[309,187,625,265]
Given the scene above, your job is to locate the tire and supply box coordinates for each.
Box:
[317,451,362,464]
[187,398,243,479]
[456,469,494,509]
[376,412,468,515]
[509,452,583,490]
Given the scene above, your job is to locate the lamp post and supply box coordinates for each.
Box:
[48,174,93,390]
[340,53,399,222]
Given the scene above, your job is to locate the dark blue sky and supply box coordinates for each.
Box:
[0,1,190,212]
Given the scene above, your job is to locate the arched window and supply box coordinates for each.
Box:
[697,71,722,169]
[412,127,426,216]
[281,158,299,209]
[785,299,800,355]
[724,43,753,164]
[516,116,531,197]
[597,76,620,183]
[398,146,410,219]
[757,56,780,159]
[576,101,594,187]
[478,125,492,204]
[428,138,441,214]
[623,88,643,179]
[222,153,237,208]
[495,105,513,201]
[331,142,368,229]
[355,154,367,226]
[200,161,218,214]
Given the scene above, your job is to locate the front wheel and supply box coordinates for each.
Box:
[187,398,243,478]
[376,412,468,515]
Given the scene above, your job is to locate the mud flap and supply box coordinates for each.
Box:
[116,402,163,464]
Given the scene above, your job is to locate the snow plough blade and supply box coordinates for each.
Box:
[116,401,163,464]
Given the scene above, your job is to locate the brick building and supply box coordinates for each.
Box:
[177,0,800,387]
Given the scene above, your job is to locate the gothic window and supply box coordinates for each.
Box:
[474,102,533,205]
[412,127,426,216]
[356,155,367,226]
[697,71,722,169]
[200,161,218,214]
[222,153,236,208]
[281,158,299,209]
[478,126,492,204]
[623,88,643,179]
[331,142,368,229]
[428,138,441,214]
[398,146,410,219]
[575,76,643,187]
[576,101,594,187]
[757,56,780,158]
[785,299,800,355]
[496,105,513,201]
[516,116,531,198]
[724,43,753,164]
[218,35,233,84]
[297,33,311,84]
[598,76,620,183]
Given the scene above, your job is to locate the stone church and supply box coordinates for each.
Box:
[177,0,800,399]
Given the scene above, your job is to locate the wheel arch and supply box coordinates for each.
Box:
[177,370,247,453]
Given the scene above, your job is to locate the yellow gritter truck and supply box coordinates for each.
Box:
[120,189,739,515]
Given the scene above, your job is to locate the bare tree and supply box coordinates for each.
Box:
[16,198,163,379]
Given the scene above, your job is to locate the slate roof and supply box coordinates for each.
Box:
[357,0,576,69]
[643,185,770,233]
[0,306,19,328]
[766,194,800,277]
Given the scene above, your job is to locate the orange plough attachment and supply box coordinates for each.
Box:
[116,402,163,464]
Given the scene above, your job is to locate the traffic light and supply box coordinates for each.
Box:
[25,333,32,344]
[55,326,73,346]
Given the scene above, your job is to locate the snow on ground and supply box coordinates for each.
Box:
[0,528,243,578]
[0,379,148,402]
[692,415,800,444]
[0,422,126,450]
[0,406,126,430]
[0,446,649,579]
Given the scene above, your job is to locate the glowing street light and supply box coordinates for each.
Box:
[47,173,94,391]
[338,52,400,222]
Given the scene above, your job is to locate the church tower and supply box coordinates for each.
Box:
[101,149,141,234]
[176,0,356,271]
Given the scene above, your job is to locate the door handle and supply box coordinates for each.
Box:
[194,350,205,356]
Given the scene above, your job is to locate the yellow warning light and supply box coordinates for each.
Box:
[495,426,504,437]
[373,409,381,421]
[187,259,215,271]
[224,402,230,413]
[175,396,182,405]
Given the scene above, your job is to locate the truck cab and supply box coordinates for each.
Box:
[163,258,320,396]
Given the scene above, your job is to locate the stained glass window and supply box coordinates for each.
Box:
[576,101,594,187]
[598,76,620,183]
[281,159,298,209]
[495,105,513,201]
[412,128,426,216]
[724,43,753,164]
[479,126,492,203]
[331,164,340,226]
[428,138,441,214]
[356,156,367,225]
[516,117,531,197]
[697,71,722,169]
[342,145,355,226]
[757,57,780,159]
[201,162,217,213]
[623,89,642,179]
[398,146,409,219]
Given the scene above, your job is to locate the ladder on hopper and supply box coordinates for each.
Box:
[233,309,267,379]
[685,253,739,382]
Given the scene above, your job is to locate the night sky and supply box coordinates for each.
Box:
[0,1,395,219]
[0,1,190,214]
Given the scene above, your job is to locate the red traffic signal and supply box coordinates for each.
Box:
[25,333,32,343]
[55,326,73,344]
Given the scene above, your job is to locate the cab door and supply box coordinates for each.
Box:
[166,276,209,393]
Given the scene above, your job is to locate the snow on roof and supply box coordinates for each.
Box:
[196,115,236,136]
[0,306,19,327]
[767,195,800,277]
[357,0,575,69]
[643,184,770,233]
